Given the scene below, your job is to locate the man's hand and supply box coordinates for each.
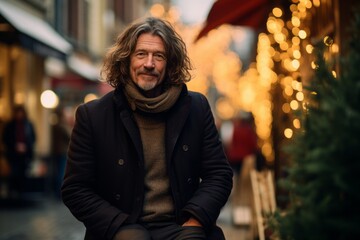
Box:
[182,217,202,227]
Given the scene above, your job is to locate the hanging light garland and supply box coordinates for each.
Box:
[148,0,337,165]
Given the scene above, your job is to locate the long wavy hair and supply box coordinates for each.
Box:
[101,17,193,89]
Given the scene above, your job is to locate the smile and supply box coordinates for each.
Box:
[140,73,158,78]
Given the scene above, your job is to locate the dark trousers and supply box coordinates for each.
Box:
[85,222,225,240]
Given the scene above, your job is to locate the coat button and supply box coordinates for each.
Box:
[115,194,121,200]
[182,144,189,151]
[118,159,125,165]
[187,178,192,184]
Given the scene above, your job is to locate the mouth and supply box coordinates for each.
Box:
[139,70,159,77]
[143,73,157,77]
[139,73,159,81]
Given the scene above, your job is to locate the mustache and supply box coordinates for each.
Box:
[138,69,159,77]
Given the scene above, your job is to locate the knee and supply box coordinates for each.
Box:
[207,225,225,240]
[113,224,151,240]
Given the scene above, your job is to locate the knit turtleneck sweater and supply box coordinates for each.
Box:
[124,81,182,222]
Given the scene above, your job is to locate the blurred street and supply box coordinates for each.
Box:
[0,0,358,240]
[0,194,251,240]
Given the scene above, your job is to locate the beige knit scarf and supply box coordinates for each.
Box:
[124,80,182,113]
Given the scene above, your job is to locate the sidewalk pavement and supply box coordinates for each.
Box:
[0,194,252,240]
[0,195,84,240]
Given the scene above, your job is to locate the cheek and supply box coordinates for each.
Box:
[130,58,141,69]
[129,67,138,81]
[159,64,167,76]
[130,61,140,75]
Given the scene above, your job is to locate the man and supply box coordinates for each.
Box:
[61,17,233,240]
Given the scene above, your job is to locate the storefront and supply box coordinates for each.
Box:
[0,1,72,191]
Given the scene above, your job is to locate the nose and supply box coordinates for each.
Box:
[144,54,155,68]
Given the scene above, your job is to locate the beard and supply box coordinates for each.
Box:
[130,67,165,96]
[135,69,162,91]
[137,79,157,91]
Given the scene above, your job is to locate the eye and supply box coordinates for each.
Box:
[154,53,166,61]
[135,51,147,58]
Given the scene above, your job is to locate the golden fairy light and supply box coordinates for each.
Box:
[332,70,337,78]
[311,61,318,69]
[323,36,334,46]
[296,91,304,101]
[331,43,339,53]
[305,44,314,53]
[284,128,293,138]
[293,118,301,128]
[282,103,291,113]
[313,0,320,7]
[290,100,299,110]
[259,0,340,148]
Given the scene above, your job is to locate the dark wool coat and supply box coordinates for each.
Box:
[61,85,233,240]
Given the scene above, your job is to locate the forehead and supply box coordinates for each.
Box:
[135,33,165,51]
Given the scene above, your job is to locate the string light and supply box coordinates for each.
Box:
[313,0,320,7]
[284,128,293,138]
[305,44,314,54]
[323,36,334,46]
[296,91,304,101]
[332,70,337,78]
[293,118,301,128]
[290,100,299,110]
[272,7,283,17]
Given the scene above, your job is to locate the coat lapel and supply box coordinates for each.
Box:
[113,89,144,161]
[120,110,144,161]
[166,92,192,162]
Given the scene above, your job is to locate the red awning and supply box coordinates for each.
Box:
[195,0,271,42]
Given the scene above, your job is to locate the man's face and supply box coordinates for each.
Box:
[130,33,167,94]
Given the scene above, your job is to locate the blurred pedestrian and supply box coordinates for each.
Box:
[226,111,257,177]
[2,105,36,198]
[61,17,233,240]
[51,108,70,199]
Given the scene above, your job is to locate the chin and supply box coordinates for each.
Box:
[139,84,156,91]
[138,81,157,91]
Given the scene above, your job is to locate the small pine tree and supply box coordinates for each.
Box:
[275,11,360,240]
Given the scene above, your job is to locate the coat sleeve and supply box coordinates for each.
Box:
[181,93,233,231]
[61,104,128,240]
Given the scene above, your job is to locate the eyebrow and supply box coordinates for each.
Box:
[134,48,166,54]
